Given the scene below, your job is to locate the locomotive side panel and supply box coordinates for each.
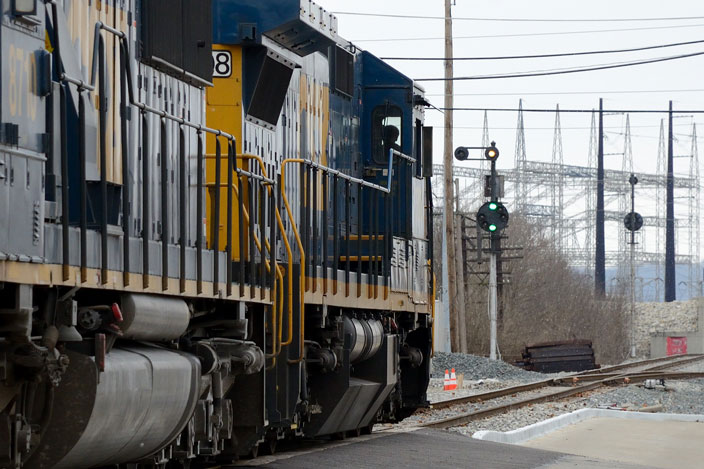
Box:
[0,1,434,467]
[0,3,48,262]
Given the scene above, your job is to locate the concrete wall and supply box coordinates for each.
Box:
[642,298,704,357]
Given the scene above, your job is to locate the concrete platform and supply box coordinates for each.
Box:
[232,428,654,468]
[474,409,704,469]
[522,417,704,469]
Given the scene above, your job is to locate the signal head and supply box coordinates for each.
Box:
[484,142,499,160]
[454,146,469,161]
[477,201,509,233]
[624,211,643,232]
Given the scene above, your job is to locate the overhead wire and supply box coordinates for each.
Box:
[424,89,704,97]
[381,39,704,61]
[451,124,696,130]
[333,11,704,22]
[414,50,704,81]
[351,23,704,42]
[433,107,704,113]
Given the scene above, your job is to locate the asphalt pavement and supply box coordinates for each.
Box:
[232,428,655,469]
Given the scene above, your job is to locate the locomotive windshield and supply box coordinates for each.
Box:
[371,104,403,164]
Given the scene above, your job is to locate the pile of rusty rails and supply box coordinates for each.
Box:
[515,340,598,373]
[421,354,704,429]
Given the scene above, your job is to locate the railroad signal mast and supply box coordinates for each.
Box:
[455,142,508,360]
[625,174,642,358]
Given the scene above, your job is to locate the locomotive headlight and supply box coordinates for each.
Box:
[13,0,36,15]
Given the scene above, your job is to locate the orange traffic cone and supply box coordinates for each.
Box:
[443,369,452,390]
[449,368,458,390]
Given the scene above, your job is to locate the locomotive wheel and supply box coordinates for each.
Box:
[361,423,374,435]
[246,443,259,459]
[262,436,277,455]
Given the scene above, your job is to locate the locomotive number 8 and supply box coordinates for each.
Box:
[212,50,232,78]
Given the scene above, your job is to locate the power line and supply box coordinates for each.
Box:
[425,89,704,97]
[352,23,704,42]
[381,39,704,61]
[415,51,704,81]
[334,11,704,22]
[434,107,704,113]
[450,124,696,130]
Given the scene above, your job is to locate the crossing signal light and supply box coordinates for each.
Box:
[477,201,509,233]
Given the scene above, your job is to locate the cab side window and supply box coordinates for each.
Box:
[371,105,402,164]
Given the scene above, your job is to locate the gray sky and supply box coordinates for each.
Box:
[316,0,704,265]
[317,0,704,177]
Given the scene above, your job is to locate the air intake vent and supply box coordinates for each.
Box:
[331,46,354,97]
[140,0,213,85]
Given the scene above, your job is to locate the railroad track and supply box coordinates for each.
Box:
[211,355,704,466]
[421,354,704,429]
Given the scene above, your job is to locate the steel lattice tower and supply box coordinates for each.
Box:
[433,100,701,302]
[551,105,565,253]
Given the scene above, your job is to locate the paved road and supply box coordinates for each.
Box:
[232,428,655,469]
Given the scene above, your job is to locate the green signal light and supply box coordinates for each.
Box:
[488,224,497,232]
[488,202,498,211]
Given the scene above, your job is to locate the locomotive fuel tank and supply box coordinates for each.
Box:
[119,293,191,341]
[27,347,201,469]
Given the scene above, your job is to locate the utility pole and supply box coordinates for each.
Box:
[665,101,676,302]
[454,179,468,352]
[443,0,460,351]
[595,98,605,296]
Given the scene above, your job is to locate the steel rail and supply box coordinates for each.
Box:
[421,380,604,429]
[430,379,556,410]
[427,354,704,416]
[577,354,704,376]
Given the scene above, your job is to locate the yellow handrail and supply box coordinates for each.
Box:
[229,178,286,360]
[236,154,295,349]
[205,166,287,361]
[280,158,307,364]
[265,272,278,369]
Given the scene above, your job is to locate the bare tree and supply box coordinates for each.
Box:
[456,214,629,364]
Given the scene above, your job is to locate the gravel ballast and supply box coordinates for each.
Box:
[449,378,704,437]
[402,354,704,438]
[431,352,549,382]
[426,352,559,404]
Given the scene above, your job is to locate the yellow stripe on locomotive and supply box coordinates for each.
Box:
[205,44,248,258]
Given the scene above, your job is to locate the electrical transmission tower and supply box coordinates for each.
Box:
[433,100,701,301]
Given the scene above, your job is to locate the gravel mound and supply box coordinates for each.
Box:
[431,352,548,382]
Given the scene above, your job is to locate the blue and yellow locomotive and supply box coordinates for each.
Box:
[0,1,434,467]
